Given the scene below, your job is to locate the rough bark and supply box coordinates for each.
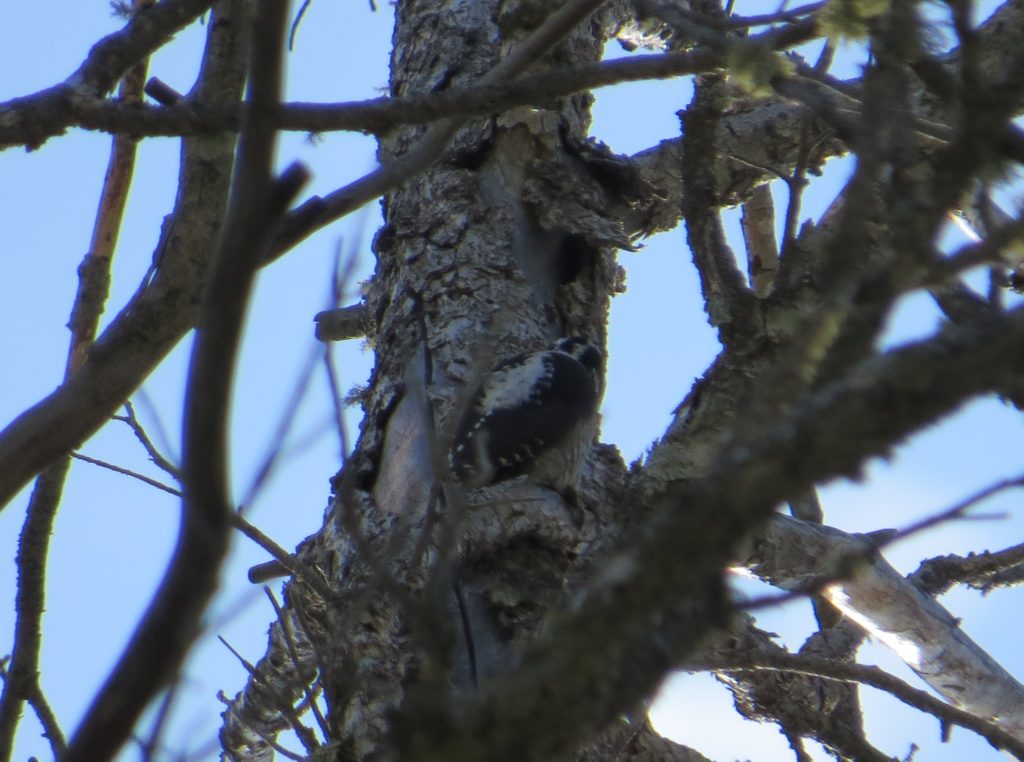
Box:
[6,0,1024,759]
[223,1,631,757]
[206,1,1024,759]
[224,1,1024,757]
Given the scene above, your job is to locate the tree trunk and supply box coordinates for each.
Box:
[222,1,652,759]
[219,2,1024,760]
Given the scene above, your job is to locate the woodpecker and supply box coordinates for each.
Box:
[449,337,603,504]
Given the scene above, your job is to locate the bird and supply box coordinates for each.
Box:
[449,336,603,507]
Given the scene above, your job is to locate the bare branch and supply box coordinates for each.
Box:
[315,304,368,341]
[0,658,66,759]
[697,651,1024,758]
[63,0,301,756]
[70,452,181,496]
[0,0,215,149]
[264,589,330,745]
[136,685,180,762]
[0,14,827,152]
[681,77,759,342]
[0,17,149,755]
[0,0,249,513]
[0,31,783,149]
[114,400,181,480]
[739,184,778,297]
[233,513,332,600]
[745,514,1024,744]
[913,542,1024,597]
[741,473,1022,612]
[707,620,887,761]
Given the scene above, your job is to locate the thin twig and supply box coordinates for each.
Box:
[220,625,319,756]
[322,234,364,458]
[776,40,836,264]
[888,475,1022,544]
[913,541,1024,596]
[288,0,314,50]
[777,108,812,261]
[217,688,306,762]
[264,589,330,743]
[70,452,181,496]
[114,400,181,479]
[218,636,257,674]
[741,473,1024,611]
[323,350,350,462]
[134,390,179,468]
[232,512,332,600]
[0,10,150,753]
[135,685,179,762]
[240,340,325,511]
[240,234,365,514]
[70,446,329,597]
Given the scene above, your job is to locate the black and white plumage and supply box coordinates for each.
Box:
[450,337,603,501]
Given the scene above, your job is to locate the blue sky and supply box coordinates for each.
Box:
[2,2,1022,760]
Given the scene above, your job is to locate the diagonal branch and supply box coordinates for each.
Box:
[0,15,151,756]
[913,542,1024,596]
[746,514,1024,742]
[697,650,1024,758]
[0,1,249,513]
[70,452,180,496]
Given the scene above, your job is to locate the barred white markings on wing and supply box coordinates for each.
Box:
[450,339,601,496]
[476,351,555,414]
